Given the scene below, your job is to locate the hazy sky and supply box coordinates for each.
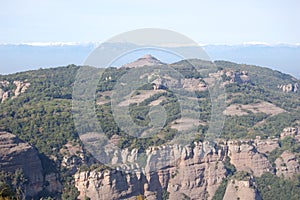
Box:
[1,0,299,44]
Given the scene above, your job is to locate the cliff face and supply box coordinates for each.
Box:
[278,83,298,93]
[223,178,262,200]
[74,138,282,200]
[0,132,62,198]
[227,141,273,177]
[0,80,30,103]
[275,151,300,178]
[0,132,44,197]
[75,142,227,200]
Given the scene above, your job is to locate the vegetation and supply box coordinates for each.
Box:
[256,173,300,200]
[0,59,299,199]
[211,178,227,200]
[0,170,27,200]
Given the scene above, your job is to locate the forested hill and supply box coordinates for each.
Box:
[0,60,299,199]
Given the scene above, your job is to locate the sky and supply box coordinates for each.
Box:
[1,0,300,45]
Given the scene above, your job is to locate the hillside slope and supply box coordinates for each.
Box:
[0,59,299,199]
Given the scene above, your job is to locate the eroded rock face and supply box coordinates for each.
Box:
[181,78,207,91]
[0,132,44,197]
[74,139,277,199]
[0,80,30,103]
[0,132,63,197]
[223,178,262,200]
[13,80,31,98]
[75,142,227,200]
[275,151,300,178]
[278,83,298,93]
[254,138,279,154]
[281,127,298,139]
[228,141,272,176]
[210,70,251,85]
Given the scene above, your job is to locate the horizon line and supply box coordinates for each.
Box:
[0,41,300,47]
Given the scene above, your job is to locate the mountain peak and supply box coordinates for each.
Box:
[122,54,166,68]
[141,54,157,59]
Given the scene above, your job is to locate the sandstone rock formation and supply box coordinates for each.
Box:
[278,83,298,93]
[275,151,300,178]
[0,132,44,197]
[75,142,227,200]
[227,70,251,84]
[0,132,62,198]
[74,138,278,199]
[281,127,298,139]
[254,138,279,154]
[227,141,272,176]
[0,80,30,103]
[13,80,31,98]
[181,78,207,91]
[210,69,251,85]
[223,177,262,200]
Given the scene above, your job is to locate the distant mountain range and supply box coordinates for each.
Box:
[0,43,299,78]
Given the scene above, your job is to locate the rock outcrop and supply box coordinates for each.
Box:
[0,132,44,197]
[181,78,207,91]
[226,70,251,84]
[75,137,300,200]
[122,54,166,68]
[275,151,300,178]
[278,83,298,93]
[75,142,227,200]
[0,80,30,103]
[254,138,279,154]
[210,70,251,85]
[0,132,62,197]
[13,80,30,98]
[223,177,262,200]
[280,127,298,139]
[228,141,272,176]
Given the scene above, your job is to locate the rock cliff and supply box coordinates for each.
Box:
[75,142,227,200]
[0,132,62,198]
[0,80,30,103]
[227,141,273,176]
[74,139,278,200]
[223,177,262,200]
[275,151,300,178]
[278,83,298,93]
[0,132,44,197]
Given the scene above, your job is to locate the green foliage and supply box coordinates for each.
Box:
[212,157,237,200]
[0,169,27,200]
[215,61,299,91]
[256,113,300,138]
[211,178,227,200]
[0,66,80,157]
[61,183,80,200]
[267,136,300,167]
[162,189,170,200]
[232,171,250,181]
[222,113,269,139]
[256,173,300,200]
[224,156,236,176]
[0,60,299,199]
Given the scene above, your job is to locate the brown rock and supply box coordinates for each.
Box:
[228,141,272,176]
[275,151,300,178]
[223,178,262,200]
[0,132,44,197]
[74,142,227,200]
